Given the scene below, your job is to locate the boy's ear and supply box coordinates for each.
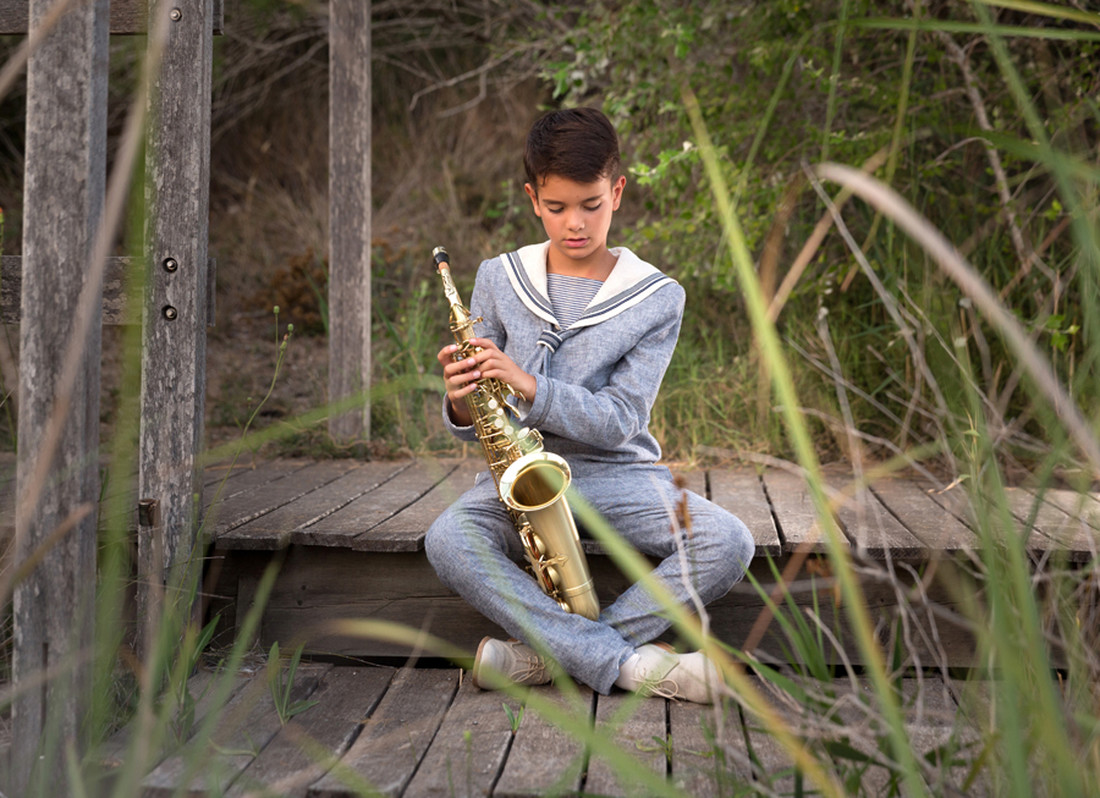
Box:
[611,174,626,210]
[523,182,541,217]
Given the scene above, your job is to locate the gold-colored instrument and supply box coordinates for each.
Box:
[433,246,599,620]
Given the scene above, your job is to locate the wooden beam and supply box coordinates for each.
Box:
[0,0,224,35]
[137,0,214,631]
[1,254,216,325]
[327,0,371,443]
[12,0,108,791]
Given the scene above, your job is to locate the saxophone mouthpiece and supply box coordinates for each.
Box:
[432,246,449,270]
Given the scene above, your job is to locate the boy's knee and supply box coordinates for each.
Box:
[424,518,446,567]
[698,514,755,594]
[425,509,465,567]
[727,516,755,571]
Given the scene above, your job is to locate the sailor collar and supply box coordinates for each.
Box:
[501,241,675,329]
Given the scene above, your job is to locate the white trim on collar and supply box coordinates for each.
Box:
[501,242,674,329]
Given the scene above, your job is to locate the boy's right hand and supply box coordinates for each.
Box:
[438,343,477,425]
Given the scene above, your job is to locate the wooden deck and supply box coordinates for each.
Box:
[6,454,1098,795]
[100,658,986,798]
[200,456,1099,668]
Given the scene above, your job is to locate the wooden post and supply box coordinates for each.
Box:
[12,0,109,790]
[137,0,213,631]
[328,0,372,444]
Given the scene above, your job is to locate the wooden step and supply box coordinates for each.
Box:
[197,456,1100,668]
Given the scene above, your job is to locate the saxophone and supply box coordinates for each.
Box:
[433,246,599,620]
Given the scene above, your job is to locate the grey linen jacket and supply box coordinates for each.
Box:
[442,241,685,471]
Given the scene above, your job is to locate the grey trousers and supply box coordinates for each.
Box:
[424,461,755,695]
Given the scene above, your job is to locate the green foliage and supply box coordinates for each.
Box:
[267,641,319,725]
[501,0,1100,469]
[502,701,524,733]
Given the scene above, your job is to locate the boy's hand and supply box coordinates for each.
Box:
[437,338,537,424]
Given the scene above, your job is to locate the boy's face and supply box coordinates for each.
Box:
[524,173,626,275]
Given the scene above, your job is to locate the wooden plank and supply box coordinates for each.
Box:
[0,452,14,546]
[822,465,928,559]
[402,676,522,798]
[669,700,751,796]
[0,0,224,34]
[708,468,783,556]
[142,662,332,796]
[98,664,254,779]
[921,480,978,530]
[307,668,459,798]
[304,459,459,549]
[902,677,986,795]
[827,676,984,795]
[11,0,108,791]
[225,666,396,798]
[739,674,818,793]
[246,547,492,657]
[759,467,831,553]
[1022,486,1100,532]
[493,687,592,798]
[869,476,979,554]
[945,677,994,796]
[327,0,372,442]
[262,592,495,659]
[210,460,361,538]
[1,255,215,325]
[921,479,1096,561]
[357,459,483,550]
[584,692,667,796]
[137,0,215,635]
[1004,486,1097,562]
[217,460,399,549]
[204,459,316,505]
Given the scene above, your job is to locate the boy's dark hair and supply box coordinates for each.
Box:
[524,107,621,191]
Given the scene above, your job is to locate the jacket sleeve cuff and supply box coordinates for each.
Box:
[517,372,551,428]
[442,395,478,441]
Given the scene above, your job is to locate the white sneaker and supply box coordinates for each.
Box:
[471,637,552,690]
[618,643,723,704]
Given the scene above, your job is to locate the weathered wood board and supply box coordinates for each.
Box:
[492,686,591,798]
[709,467,783,556]
[141,662,332,796]
[109,663,989,797]
[0,0,224,34]
[307,668,459,797]
[1,255,216,326]
[225,666,395,798]
[224,460,413,549]
[401,676,521,798]
[584,691,668,796]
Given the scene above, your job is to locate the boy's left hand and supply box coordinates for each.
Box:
[464,338,537,403]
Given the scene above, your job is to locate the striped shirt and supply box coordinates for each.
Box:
[547,273,602,329]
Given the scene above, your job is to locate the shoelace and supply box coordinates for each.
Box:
[638,676,682,700]
[501,643,548,683]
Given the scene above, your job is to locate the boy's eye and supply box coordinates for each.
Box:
[544,204,601,213]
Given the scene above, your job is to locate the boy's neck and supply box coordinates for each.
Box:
[545,246,618,282]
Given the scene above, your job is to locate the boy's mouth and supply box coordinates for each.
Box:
[564,237,589,248]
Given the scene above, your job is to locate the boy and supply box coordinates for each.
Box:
[425,107,754,703]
